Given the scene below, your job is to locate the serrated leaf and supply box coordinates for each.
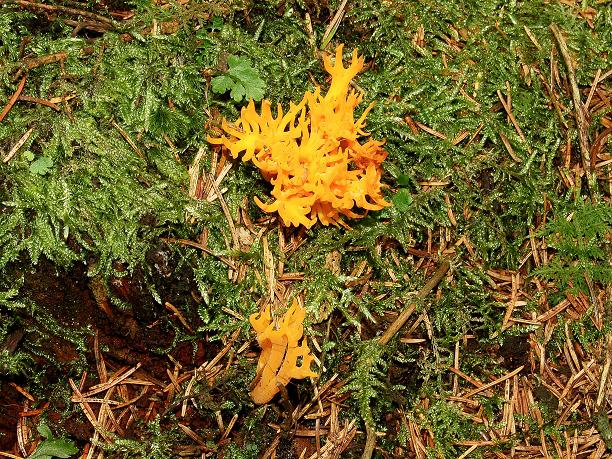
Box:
[228,60,265,101]
[211,74,234,95]
[212,55,265,102]
[228,62,259,82]
[29,438,78,459]
[29,156,53,175]
[243,79,265,101]
[37,423,53,439]
[229,82,247,102]
[226,54,244,69]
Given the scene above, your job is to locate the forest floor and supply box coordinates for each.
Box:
[0,1,610,458]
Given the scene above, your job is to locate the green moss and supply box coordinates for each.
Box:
[0,0,610,454]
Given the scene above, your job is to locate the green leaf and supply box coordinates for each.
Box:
[29,438,78,459]
[392,188,412,212]
[226,54,244,69]
[211,55,265,102]
[37,423,53,439]
[23,151,35,161]
[242,79,265,101]
[396,174,411,186]
[29,157,54,175]
[229,82,247,102]
[211,74,234,95]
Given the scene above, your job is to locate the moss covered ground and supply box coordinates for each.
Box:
[0,1,610,458]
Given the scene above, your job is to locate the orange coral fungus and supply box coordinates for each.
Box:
[249,300,317,404]
[208,44,390,228]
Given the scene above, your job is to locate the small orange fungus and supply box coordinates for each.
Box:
[208,44,390,228]
[249,300,317,404]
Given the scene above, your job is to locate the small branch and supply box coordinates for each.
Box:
[0,75,27,123]
[361,424,377,459]
[64,18,112,35]
[17,95,60,111]
[211,179,240,249]
[550,23,594,196]
[462,365,524,398]
[594,342,612,450]
[4,0,116,26]
[2,127,34,163]
[361,260,450,459]
[379,260,450,346]
[22,51,68,70]
[111,120,145,160]
[0,451,23,459]
[13,52,68,80]
[497,87,526,142]
[161,237,237,270]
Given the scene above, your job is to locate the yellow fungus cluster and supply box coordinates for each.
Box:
[208,45,390,228]
[249,300,317,404]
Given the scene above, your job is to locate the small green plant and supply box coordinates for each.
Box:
[29,156,54,176]
[98,416,191,459]
[534,202,612,293]
[28,424,78,459]
[0,284,31,377]
[418,399,482,458]
[211,55,266,102]
[341,339,387,428]
[391,188,413,212]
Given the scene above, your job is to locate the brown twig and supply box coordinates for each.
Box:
[161,237,237,270]
[463,365,524,398]
[550,23,594,196]
[4,0,115,26]
[2,127,34,163]
[17,95,60,111]
[378,260,450,346]
[497,87,527,142]
[361,424,377,459]
[64,19,111,35]
[111,120,145,159]
[361,260,450,459]
[13,52,68,80]
[0,75,26,123]
[22,52,68,70]
[211,179,239,249]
